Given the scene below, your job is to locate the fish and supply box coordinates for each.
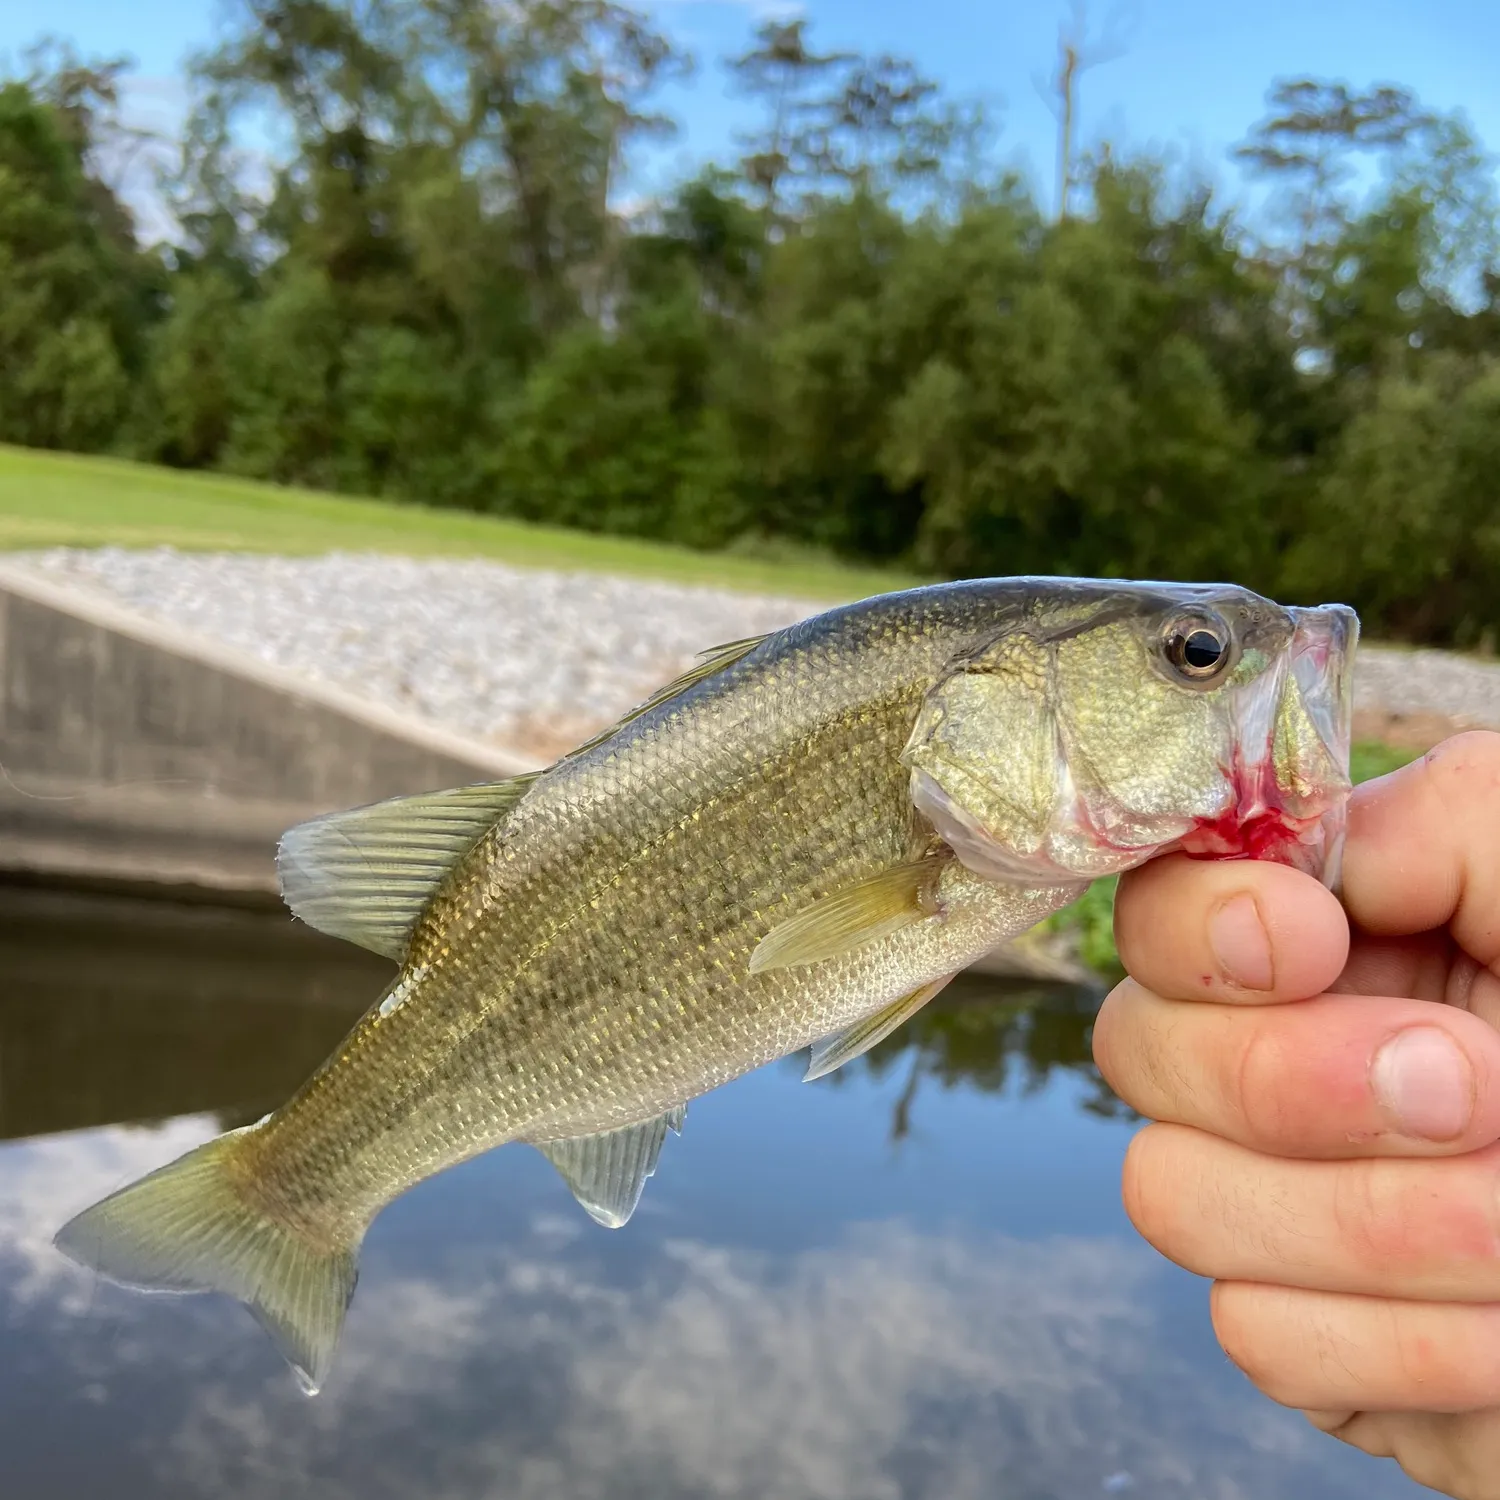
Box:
[54,577,1358,1393]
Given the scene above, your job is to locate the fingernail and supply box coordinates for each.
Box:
[1371,1028,1474,1141]
[1209,894,1273,990]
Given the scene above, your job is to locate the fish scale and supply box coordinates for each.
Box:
[54,577,1358,1394]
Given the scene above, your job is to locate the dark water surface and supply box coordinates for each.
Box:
[0,883,1427,1500]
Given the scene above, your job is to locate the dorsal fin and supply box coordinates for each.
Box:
[562,634,769,760]
[277,774,541,960]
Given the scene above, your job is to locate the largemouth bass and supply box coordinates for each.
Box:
[56,578,1357,1391]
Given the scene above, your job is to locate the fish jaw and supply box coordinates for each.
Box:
[1175,603,1358,886]
[907,597,1359,890]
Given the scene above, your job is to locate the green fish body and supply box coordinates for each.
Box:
[56,578,1358,1391]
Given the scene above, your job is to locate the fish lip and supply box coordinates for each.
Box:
[1233,603,1359,885]
[1288,602,1359,889]
[1289,603,1359,766]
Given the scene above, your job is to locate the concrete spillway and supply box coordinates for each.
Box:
[0,562,539,899]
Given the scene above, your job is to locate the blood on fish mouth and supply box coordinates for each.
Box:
[1177,744,1326,865]
[1179,807,1311,862]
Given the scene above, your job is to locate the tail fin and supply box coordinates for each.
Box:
[53,1127,359,1394]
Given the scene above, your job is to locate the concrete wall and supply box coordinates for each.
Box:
[0,564,540,897]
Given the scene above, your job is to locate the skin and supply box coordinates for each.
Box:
[1094,730,1500,1500]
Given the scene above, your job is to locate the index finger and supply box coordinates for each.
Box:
[1343,732,1500,965]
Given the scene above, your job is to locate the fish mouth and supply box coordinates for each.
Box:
[1177,603,1359,887]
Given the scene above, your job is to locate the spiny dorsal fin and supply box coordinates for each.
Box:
[277,774,541,961]
[804,974,957,1082]
[563,635,769,761]
[749,857,948,975]
[536,1106,686,1229]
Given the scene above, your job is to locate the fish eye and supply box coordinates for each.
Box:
[1164,618,1231,681]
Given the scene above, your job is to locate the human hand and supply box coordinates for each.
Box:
[1094,731,1500,1500]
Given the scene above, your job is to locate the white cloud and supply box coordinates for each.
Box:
[0,1121,1406,1500]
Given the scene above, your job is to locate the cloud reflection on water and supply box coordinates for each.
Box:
[0,1121,1419,1500]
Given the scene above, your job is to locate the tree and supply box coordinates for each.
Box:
[1235,78,1434,254]
[0,53,159,451]
[416,0,688,332]
[729,18,980,220]
[880,164,1287,585]
[1290,353,1500,644]
[1039,0,1127,221]
[1234,78,1436,355]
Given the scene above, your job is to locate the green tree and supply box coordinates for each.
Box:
[729,18,981,220]
[1236,79,1434,258]
[1291,354,1500,645]
[882,165,1288,586]
[0,52,158,450]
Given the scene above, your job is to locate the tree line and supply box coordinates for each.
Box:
[4,1,1500,645]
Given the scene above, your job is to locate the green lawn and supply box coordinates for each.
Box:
[0,444,921,602]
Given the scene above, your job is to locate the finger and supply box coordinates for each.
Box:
[1332,929,1456,1004]
[1114,854,1348,1004]
[1124,1126,1500,1300]
[1212,1281,1500,1412]
[1344,732,1500,964]
[1335,927,1500,1033]
[1308,1408,1500,1500]
[1092,985,1500,1156]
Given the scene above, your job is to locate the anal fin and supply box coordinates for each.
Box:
[805,974,956,1082]
[537,1107,686,1229]
[750,857,946,975]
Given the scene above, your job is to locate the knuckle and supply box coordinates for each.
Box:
[1330,1159,1408,1270]
[1440,1418,1500,1500]
[1229,1013,1289,1146]
[1228,1160,1302,1271]
[1089,985,1127,1083]
[1211,1283,1278,1387]
[1334,1152,1500,1287]
[1121,1127,1183,1255]
[1150,1006,1202,1119]
[1423,732,1500,820]
[1093,983,1188,1119]
[1394,1309,1500,1406]
[1213,1283,1343,1409]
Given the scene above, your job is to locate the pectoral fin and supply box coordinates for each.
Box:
[537,1106,686,1229]
[804,974,956,1081]
[749,858,946,975]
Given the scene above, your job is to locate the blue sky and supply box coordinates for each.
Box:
[3,0,1497,230]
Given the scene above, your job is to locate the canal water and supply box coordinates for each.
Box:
[0,881,1426,1500]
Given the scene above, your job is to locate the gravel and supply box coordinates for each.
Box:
[1345,646,1500,735]
[12,549,820,759]
[15,547,1500,752]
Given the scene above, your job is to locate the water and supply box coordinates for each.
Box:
[0,882,1426,1500]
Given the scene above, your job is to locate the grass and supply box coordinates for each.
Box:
[1349,739,1424,784]
[1046,740,1428,979]
[0,444,922,603]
